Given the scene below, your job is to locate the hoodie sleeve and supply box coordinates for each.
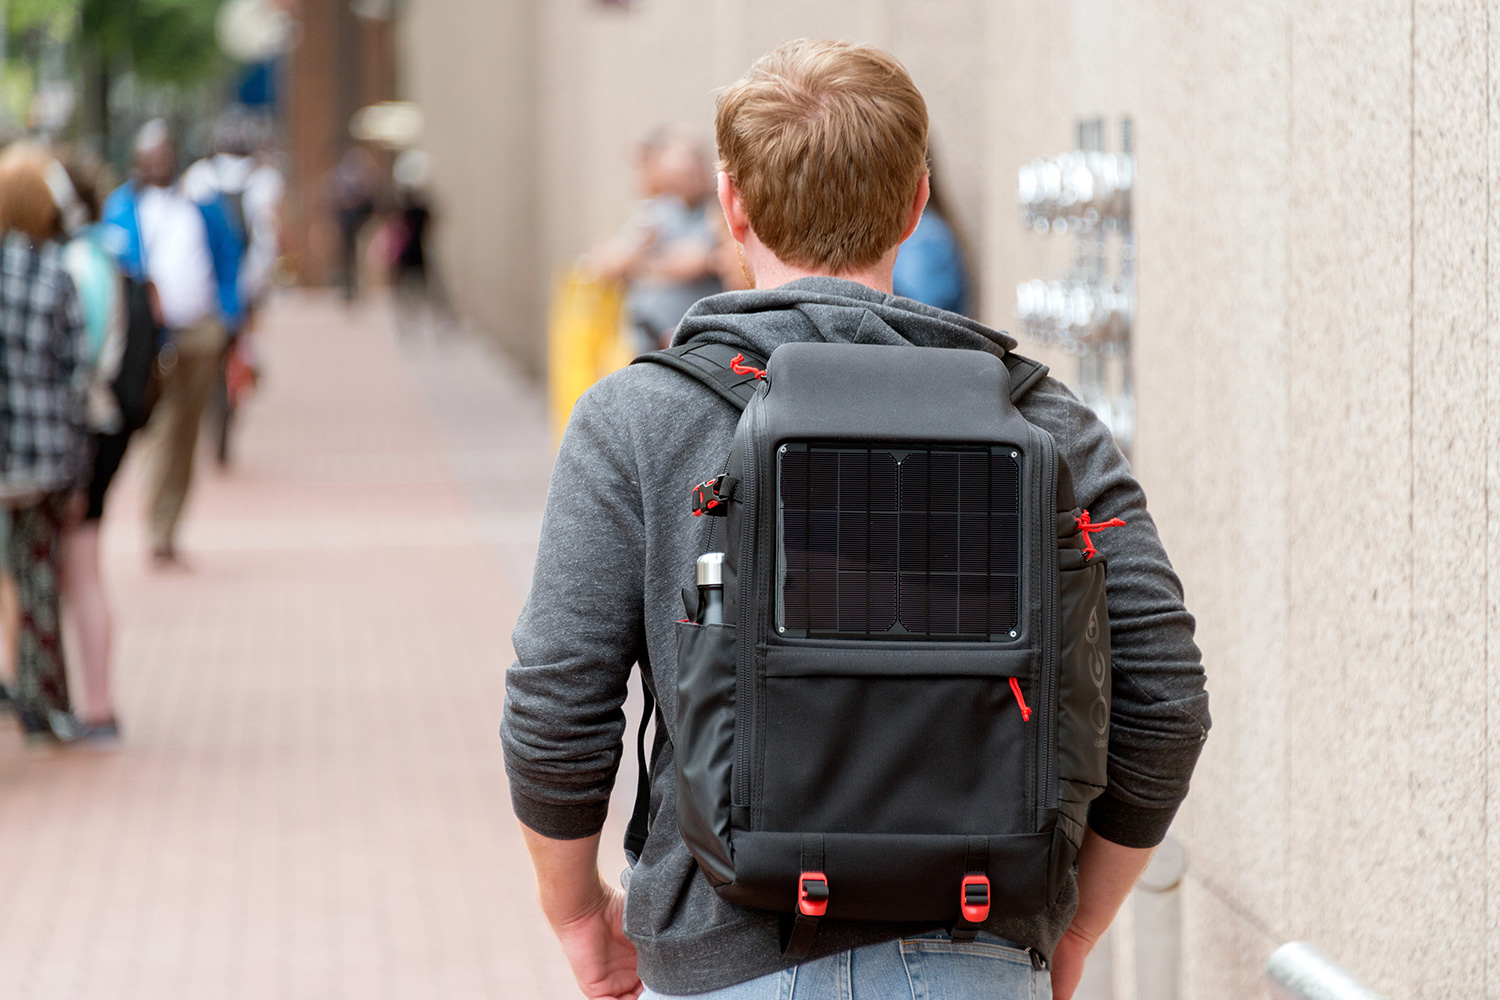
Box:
[502,378,646,840]
[1020,377,1211,848]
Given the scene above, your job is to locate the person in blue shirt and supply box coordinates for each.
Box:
[102,119,242,566]
[892,167,972,317]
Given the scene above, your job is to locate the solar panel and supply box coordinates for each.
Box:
[778,443,1021,640]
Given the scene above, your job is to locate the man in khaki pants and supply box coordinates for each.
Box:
[103,120,243,564]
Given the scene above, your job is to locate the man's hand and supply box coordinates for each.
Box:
[1050,827,1156,1000]
[553,881,642,1000]
[1048,923,1099,1000]
[520,826,642,1000]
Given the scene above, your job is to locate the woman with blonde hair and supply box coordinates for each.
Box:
[51,149,127,744]
[0,142,89,744]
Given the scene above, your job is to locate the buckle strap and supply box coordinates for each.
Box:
[781,834,826,960]
[950,836,990,942]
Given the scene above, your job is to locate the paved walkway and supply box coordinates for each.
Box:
[0,293,628,999]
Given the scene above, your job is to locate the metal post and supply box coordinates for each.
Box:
[1134,835,1185,1000]
[1266,943,1391,1000]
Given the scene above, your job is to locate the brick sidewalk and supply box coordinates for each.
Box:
[0,293,605,999]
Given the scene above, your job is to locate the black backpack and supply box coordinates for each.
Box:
[110,277,165,432]
[631,340,1116,960]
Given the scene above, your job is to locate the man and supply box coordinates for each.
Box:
[584,126,723,352]
[103,120,242,565]
[182,108,285,464]
[505,40,1209,1000]
[182,109,284,315]
[325,146,378,303]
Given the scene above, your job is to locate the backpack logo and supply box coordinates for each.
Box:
[1087,608,1110,737]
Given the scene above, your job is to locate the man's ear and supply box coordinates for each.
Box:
[718,171,751,244]
[900,173,931,244]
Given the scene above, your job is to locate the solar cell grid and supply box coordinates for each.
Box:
[778,443,1022,639]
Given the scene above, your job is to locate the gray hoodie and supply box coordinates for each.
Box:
[503,277,1209,994]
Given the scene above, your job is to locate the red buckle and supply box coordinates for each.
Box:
[691,475,734,517]
[960,874,990,923]
[798,872,829,917]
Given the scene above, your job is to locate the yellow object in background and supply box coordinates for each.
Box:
[547,268,634,441]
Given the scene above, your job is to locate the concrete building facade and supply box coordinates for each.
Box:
[401,2,1500,996]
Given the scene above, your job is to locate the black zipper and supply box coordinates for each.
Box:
[733,392,761,808]
[1036,428,1060,818]
[751,397,775,823]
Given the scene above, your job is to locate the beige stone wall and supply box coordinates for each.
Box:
[397,0,541,372]
[404,1,1500,995]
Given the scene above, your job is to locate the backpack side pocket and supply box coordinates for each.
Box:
[1055,550,1111,851]
[675,621,738,885]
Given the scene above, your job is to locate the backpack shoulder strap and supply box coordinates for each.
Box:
[635,341,1045,408]
[1003,350,1048,404]
[631,341,769,412]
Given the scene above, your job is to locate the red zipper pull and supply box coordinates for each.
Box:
[1075,509,1127,560]
[1009,677,1032,722]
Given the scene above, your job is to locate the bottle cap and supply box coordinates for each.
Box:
[696,552,725,587]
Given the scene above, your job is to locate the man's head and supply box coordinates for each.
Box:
[715,39,929,279]
[213,109,253,158]
[638,126,713,205]
[133,119,176,188]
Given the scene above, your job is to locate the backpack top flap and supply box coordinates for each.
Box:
[759,342,1034,446]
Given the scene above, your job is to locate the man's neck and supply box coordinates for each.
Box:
[741,235,897,294]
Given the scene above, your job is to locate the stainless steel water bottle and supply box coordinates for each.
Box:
[695,552,726,625]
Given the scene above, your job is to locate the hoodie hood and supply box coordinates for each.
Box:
[672,276,1017,360]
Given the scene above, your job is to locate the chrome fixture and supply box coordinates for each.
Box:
[1266,943,1390,1000]
[1016,118,1136,456]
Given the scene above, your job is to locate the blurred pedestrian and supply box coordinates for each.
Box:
[183,108,284,465]
[584,126,722,351]
[325,146,379,303]
[184,109,284,315]
[707,206,751,292]
[103,119,243,567]
[892,160,972,316]
[386,149,450,340]
[51,151,126,741]
[0,143,89,744]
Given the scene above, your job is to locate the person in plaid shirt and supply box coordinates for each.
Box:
[0,142,90,744]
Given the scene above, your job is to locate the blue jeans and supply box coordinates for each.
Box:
[642,931,1050,999]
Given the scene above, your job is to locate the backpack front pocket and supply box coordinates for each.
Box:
[755,646,1035,837]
